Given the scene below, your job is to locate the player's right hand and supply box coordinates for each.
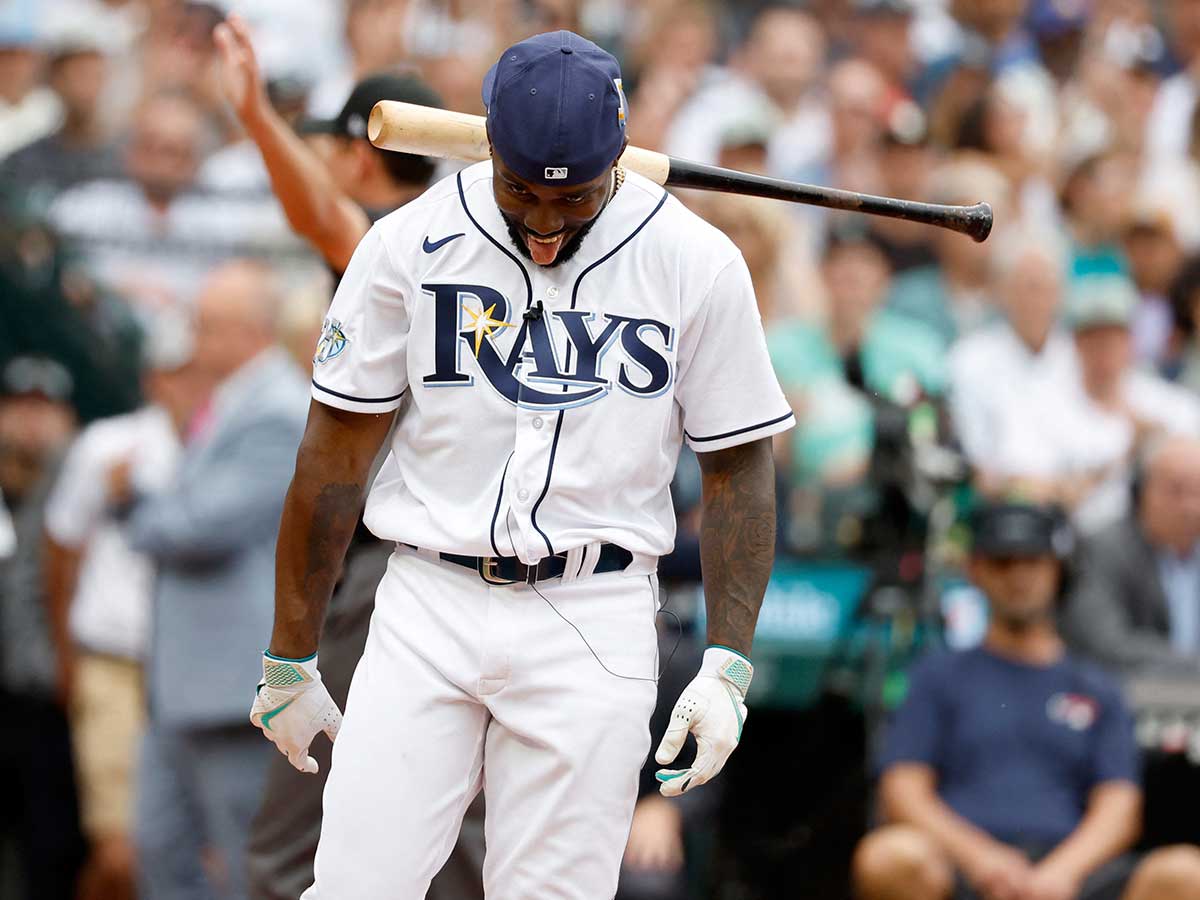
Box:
[250,652,342,774]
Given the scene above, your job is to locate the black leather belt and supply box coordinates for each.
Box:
[404,543,633,585]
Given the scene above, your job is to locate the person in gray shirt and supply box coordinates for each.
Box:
[1063,436,1200,676]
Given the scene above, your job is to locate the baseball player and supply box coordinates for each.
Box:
[250,30,795,898]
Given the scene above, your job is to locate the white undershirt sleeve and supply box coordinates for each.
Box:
[44,432,106,548]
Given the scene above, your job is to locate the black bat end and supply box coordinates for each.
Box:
[965,201,994,243]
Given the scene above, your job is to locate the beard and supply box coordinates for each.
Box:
[502,212,601,268]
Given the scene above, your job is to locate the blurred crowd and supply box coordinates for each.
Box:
[7,0,1200,898]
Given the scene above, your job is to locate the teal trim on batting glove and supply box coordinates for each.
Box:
[707,644,752,664]
[265,649,317,663]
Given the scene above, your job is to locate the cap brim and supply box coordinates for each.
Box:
[1071,316,1130,331]
[974,538,1053,557]
[296,117,342,136]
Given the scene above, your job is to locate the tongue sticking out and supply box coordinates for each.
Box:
[527,232,565,266]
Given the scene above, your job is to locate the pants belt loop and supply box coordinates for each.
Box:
[576,542,603,580]
[560,546,586,584]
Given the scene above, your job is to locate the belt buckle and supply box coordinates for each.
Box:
[477,556,517,586]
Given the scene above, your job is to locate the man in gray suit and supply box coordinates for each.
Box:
[1063,436,1200,676]
[120,260,308,899]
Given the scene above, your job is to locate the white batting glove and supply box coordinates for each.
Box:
[250,652,342,774]
[654,646,753,797]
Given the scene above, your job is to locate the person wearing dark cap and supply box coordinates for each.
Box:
[213,13,441,276]
[853,502,1200,900]
[250,28,792,900]
[0,356,85,900]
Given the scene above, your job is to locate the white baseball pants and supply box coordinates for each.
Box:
[301,545,660,899]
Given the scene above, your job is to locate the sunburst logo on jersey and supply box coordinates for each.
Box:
[314,317,347,365]
[463,302,514,357]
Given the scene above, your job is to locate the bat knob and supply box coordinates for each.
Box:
[965,201,994,243]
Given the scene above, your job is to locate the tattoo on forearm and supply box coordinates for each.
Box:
[699,439,776,656]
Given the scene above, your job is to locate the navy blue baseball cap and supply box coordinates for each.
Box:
[483,30,628,187]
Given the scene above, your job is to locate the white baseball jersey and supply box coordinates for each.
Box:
[311,161,794,564]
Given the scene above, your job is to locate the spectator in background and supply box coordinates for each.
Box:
[947,228,1076,482]
[690,192,822,325]
[48,90,305,324]
[0,18,61,159]
[623,0,721,154]
[1064,437,1200,678]
[887,158,1010,344]
[0,14,120,201]
[665,7,830,181]
[954,79,1060,229]
[136,0,228,136]
[768,232,944,555]
[0,356,84,900]
[41,319,200,900]
[847,0,917,103]
[1122,195,1188,370]
[821,57,887,200]
[1145,0,1200,164]
[306,0,411,119]
[276,280,332,375]
[1063,275,1200,533]
[862,101,938,274]
[854,501,1200,900]
[772,232,945,411]
[1061,151,1135,278]
[126,260,307,900]
[0,191,143,422]
[1171,253,1200,392]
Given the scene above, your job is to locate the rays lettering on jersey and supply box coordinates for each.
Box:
[421,283,674,410]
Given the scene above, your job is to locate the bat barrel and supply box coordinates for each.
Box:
[665,159,994,242]
[961,201,994,243]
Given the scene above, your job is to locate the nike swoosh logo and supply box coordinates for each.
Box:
[422,233,465,253]
[260,697,295,732]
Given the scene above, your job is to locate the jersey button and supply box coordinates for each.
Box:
[517,488,530,502]
[532,416,543,430]
[547,286,559,298]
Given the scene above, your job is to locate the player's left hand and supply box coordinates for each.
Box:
[654,646,753,796]
[250,653,342,774]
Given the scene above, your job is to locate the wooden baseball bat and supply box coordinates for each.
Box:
[368,100,993,243]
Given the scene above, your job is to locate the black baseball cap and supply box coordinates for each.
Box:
[299,71,443,140]
[970,502,1069,558]
[483,30,627,187]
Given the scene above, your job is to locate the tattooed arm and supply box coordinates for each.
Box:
[696,437,776,656]
[269,400,394,658]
